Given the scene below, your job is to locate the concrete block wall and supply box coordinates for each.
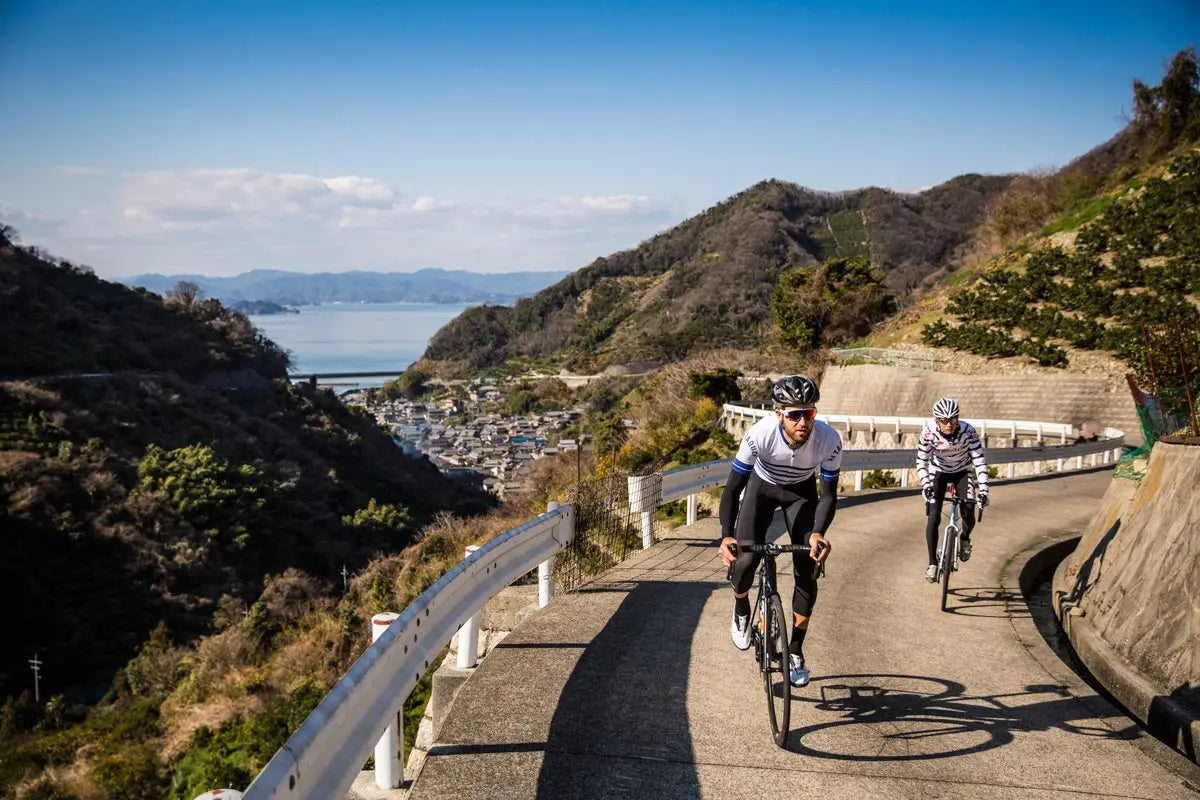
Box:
[818,364,1141,445]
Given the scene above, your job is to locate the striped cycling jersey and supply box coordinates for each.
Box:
[732,415,843,486]
[915,420,989,490]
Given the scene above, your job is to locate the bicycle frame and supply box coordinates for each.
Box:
[729,539,819,747]
[930,484,983,612]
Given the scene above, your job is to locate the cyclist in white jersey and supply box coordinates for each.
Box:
[718,375,840,688]
[916,397,990,581]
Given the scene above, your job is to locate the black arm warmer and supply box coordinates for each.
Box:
[719,467,751,538]
[813,477,838,535]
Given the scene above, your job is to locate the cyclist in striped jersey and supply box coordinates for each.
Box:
[718,375,840,688]
[916,397,990,582]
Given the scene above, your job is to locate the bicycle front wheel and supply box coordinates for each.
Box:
[940,526,956,612]
[763,592,791,747]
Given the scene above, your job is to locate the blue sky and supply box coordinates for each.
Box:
[0,1,1196,278]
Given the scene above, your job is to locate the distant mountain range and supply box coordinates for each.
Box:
[121,268,571,306]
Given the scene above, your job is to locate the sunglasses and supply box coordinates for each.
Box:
[935,417,958,425]
[781,408,817,422]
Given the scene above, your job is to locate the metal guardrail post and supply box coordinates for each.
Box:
[370,612,403,790]
[628,473,663,550]
[457,546,481,669]
[686,494,698,525]
[195,789,244,799]
[639,512,654,549]
[540,504,560,608]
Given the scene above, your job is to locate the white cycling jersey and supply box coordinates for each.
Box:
[732,415,842,486]
[915,420,989,491]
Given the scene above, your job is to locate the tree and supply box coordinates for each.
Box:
[166,280,202,307]
[688,368,742,404]
[1131,47,1200,155]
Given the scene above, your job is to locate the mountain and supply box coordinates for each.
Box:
[421,174,1014,372]
[121,267,570,306]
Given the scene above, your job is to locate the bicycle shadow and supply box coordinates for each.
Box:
[784,673,1138,760]
[940,586,1028,618]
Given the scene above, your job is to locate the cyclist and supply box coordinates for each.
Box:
[718,375,841,688]
[916,397,989,582]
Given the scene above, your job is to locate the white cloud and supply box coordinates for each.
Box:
[119,169,401,231]
[412,195,454,212]
[5,168,682,276]
[575,194,654,213]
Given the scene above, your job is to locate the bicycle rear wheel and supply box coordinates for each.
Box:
[940,525,957,612]
[762,592,791,746]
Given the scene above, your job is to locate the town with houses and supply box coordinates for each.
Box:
[345,381,590,498]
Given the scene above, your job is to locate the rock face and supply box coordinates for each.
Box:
[1053,442,1200,755]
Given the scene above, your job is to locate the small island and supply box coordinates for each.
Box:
[234,299,299,315]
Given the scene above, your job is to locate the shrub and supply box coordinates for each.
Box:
[687,368,743,404]
[861,470,900,490]
[124,622,186,699]
[168,681,325,800]
[342,498,413,539]
[136,443,270,550]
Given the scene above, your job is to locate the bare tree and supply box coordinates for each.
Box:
[166,280,202,307]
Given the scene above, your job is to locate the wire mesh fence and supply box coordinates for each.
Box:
[1116,324,1200,478]
[555,469,660,592]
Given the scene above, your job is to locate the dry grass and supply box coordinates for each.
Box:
[159,694,257,760]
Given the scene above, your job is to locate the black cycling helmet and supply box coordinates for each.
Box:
[771,374,820,406]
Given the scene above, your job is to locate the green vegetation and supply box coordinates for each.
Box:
[137,443,271,551]
[772,256,896,351]
[924,148,1200,375]
[168,681,325,799]
[0,229,497,798]
[687,367,742,405]
[861,470,900,490]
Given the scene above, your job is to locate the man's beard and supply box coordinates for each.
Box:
[791,426,813,446]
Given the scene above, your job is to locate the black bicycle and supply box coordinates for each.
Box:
[727,539,826,747]
[927,485,983,612]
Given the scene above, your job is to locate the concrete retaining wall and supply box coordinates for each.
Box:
[1051,442,1200,760]
[819,364,1142,445]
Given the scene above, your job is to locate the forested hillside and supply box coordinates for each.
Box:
[0,230,493,797]
[422,173,1013,373]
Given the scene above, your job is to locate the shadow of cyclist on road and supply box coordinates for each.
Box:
[785,673,1138,759]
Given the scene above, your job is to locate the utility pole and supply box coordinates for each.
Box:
[29,654,41,703]
[342,564,349,592]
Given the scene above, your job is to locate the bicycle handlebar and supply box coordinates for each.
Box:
[733,541,812,554]
[725,539,827,582]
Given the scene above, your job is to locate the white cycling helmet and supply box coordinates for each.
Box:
[932,397,960,419]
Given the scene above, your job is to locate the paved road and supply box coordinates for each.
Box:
[410,471,1200,799]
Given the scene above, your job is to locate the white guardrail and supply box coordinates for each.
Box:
[238,504,575,800]
[628,407,1126,531]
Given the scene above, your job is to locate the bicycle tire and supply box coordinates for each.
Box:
[763,592,791,746]
[940,525,956,612]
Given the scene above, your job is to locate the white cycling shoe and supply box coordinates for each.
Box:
[789,654,810,687]
[925,564,938,582]
[731,612,751,651]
